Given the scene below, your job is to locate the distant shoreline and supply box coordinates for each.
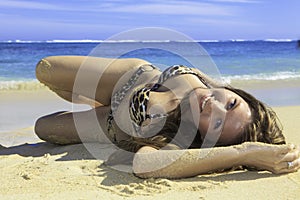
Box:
[0,39,298,43]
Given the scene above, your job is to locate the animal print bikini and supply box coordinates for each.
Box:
[107,64,209,141]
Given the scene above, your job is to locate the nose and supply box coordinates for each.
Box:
[210,99,227,113]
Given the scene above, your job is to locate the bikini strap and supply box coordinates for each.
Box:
[107,64,157,141]
[157,65,212,88]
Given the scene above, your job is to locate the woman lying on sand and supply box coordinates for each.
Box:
[35,56,300,178]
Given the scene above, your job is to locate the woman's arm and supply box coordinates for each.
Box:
[133,142,300,179]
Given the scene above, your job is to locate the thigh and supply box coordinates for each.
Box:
[36,56,150,105]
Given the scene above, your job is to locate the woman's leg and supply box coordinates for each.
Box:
[35,106,112,144]
[36,56,150,106]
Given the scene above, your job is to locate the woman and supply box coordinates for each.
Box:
[35,56,300,178]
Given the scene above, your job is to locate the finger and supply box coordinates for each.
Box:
[277,158,300,174]
[278,144,296,155]
[294,158,300,170]
[280,148,300,162]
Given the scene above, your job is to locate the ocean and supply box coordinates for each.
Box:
[1,40,300,106]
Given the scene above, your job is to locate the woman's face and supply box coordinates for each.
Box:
[189,88,252,146]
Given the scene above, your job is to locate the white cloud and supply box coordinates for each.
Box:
[105,1,236,16]
[0,0,64,10]
[0,0,237,16]
[184,16,260,26]
[0,0,262,15]
[210,0,261,3]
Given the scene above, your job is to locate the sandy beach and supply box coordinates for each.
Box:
[0,88,299,200]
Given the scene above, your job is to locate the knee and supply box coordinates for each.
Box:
[34,115,53,143]
[34,113,68,145]
[35,57,53,85]
[34,112,81,145]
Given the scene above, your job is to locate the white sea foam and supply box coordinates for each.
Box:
[2,40,45,43]
[47,39,104,43]
[222,71,300,84]
[263,39,295,42]
[1,39,297,43]
[0,80,46,91]
[1,71,299,91]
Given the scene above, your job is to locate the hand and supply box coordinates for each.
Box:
[242,142,300,174]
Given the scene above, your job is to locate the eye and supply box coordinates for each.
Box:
[227,98,237,110]
[214,119,223,130]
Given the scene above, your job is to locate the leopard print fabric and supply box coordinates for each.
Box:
[129,65,208,134]
[107,64,209,141]
[107,64,157,141]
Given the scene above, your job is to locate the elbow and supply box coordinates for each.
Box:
[132,152,176,179]
[132,146,182,179]
[132,154,152,179]
[132,146,161,178]
[132,152,167,179]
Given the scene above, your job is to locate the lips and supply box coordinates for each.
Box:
[199,95,212,112]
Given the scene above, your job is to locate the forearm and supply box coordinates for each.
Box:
[133,145,246,179]
[133,142,300,178]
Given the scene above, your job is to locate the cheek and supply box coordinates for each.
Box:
[219,121,243,143]
[232,121,243,132]
[198,115,210,138]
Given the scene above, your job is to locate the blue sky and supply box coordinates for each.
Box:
[0,0,299,40]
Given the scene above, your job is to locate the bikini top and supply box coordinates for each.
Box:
[107,64,211,141]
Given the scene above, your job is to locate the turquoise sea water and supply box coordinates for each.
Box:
[0,40,300,105]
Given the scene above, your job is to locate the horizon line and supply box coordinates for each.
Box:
[0,38,298,43]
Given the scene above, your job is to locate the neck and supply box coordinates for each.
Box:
[148,90,180,115]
